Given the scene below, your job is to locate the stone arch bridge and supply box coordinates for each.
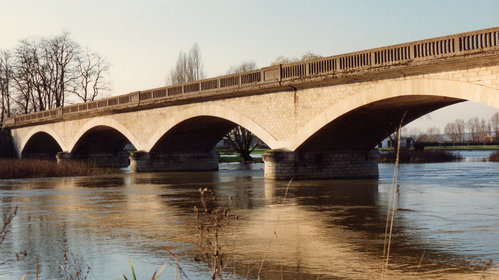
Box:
[3,27,499,180]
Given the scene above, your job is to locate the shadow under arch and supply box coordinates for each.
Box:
[21,131,63,160]
[70,125,135,167]
[149,116,236,155]
[293,78,499,151]
[144,105,278,152]
[68,117,142,153]
[149,115,272,157]
[19,127,65,158]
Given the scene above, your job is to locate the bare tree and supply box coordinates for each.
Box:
[477,118,491,143]
[271,51,322,65]
[12,40,37,114]
[188,43,203,82]
[166,43,205,85]
[467,117,481,142]
[455,119,466,142]
[226,61,256,74]
[226,126,258,163]
[426,127,441,142]
[2,32,108,117]
[0,50,13,123]
[444,122,460,144]
[490,112,499,141]
[45,32,79,108]
[73,48,109,102]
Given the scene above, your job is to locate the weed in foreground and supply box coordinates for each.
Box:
[121,258,166,280]
[194,188,237,280]
[381,112,405,279]
[59,252,91,280]
[0,206,17,246]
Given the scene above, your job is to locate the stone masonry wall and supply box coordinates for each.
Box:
[263,150,379,180]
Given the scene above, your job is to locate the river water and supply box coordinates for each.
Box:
[0,151,498,279]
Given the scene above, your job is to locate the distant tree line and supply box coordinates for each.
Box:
[396,113,499,146]
[0,32,109,124]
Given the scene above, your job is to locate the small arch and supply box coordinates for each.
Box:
[68,117,142,152]
[70,125,135,167]
[21,131,63,159]
[19,127,65,157]
[292,78,499,151]
[145,104,279,152]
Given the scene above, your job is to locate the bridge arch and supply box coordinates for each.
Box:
[292,78,499,151]
[68,117,142,153]
[19,127,65,158]
[145,104,279,152]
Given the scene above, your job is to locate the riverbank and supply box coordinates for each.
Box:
[216,147,266,163]
[0,159,99,179]
[379,145,499,151]
[378,149,463,163]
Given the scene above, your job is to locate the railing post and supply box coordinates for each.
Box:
[452,37,462,53]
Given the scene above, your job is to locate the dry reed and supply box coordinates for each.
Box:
[381,112,406,278]
[0,159,98,179]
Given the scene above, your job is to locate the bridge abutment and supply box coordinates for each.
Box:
[129,151,219,172]
[262,150,379,180]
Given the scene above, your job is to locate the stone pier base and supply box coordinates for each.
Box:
[129,151,219,172]
[56,152,129,168]
[56,152,72,164]
[262,150,379,180]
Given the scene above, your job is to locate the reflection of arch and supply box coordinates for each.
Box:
[292,78,499,151]
[145,104,279,151]
[68,117,142,152]
[20,127,65,156]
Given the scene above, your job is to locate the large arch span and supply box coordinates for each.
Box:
[292,78,499,151]
[144,104,279,152]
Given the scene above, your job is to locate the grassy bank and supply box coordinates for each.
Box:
[378,150,463,163]
[424,145,499,150]
[218,155,263,163]
[216,147,267,163]
[379,145,499,151]
[0,159,99,179]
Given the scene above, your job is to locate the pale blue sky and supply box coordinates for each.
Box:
[1,0,498,130]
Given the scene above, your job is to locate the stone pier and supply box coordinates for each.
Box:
[262,150,379,180]
[129,150,219,172]
[56,151,129,167]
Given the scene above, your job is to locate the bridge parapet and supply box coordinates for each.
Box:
[4,27,499,128]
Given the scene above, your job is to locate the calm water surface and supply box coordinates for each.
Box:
[0,151,498,279]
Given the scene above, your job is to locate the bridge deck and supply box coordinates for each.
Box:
[3,27,499,128]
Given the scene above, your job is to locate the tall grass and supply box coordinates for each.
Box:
[0,159,98,179]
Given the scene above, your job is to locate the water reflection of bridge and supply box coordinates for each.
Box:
[2,171,495,279]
